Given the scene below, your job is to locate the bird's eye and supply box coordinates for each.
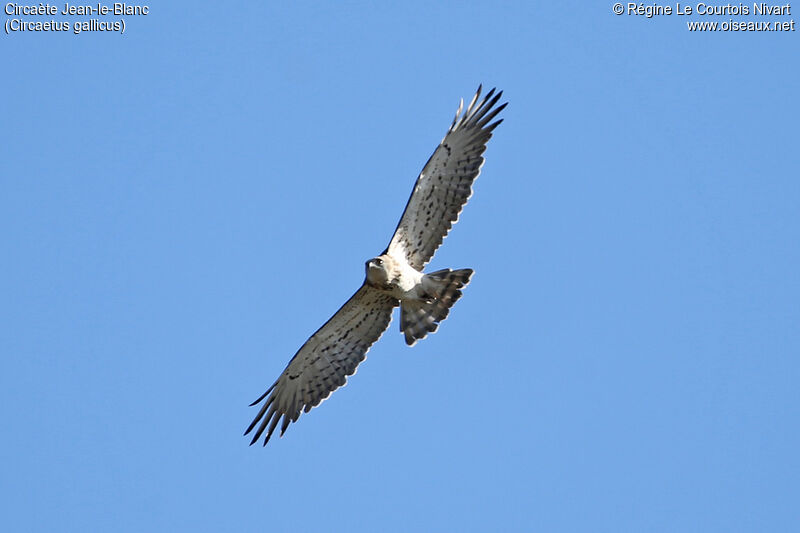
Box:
[376,258,382,264]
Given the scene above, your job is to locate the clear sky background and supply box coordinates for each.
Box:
[2,2,798,532]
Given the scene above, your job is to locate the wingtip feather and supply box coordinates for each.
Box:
[248,383,276,406]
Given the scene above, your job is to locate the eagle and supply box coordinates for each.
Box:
[245,86,506,445]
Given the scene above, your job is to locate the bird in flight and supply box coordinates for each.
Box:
[245,86,506,445]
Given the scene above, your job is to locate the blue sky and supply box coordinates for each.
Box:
[2,2,798,532]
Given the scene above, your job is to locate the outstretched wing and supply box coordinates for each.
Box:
[385,86,506,270]
[245,285,398,446]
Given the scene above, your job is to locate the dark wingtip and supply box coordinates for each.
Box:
[249,385,274,407]
[243,415,260,437]
[485,118,504,133]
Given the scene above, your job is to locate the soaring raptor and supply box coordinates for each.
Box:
[246,86,506,445]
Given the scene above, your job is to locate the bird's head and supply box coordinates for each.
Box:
[365,255,389,285]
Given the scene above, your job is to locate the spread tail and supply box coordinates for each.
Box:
[400,268,473,346]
